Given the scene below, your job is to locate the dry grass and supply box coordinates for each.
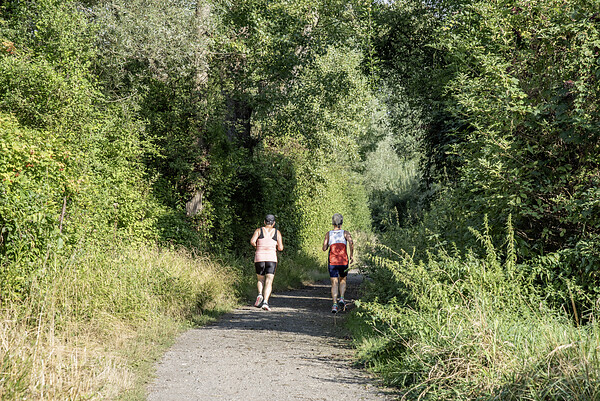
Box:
[0,242,239,400]
[0,306,134,399]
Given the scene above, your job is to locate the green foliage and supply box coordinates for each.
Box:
[85,0,378,256]
[248,45,375,257]
[0,45,95,134]
[0,114,66,298]
[214,0,372,95]
[363,134,421,230]
[244,137,371,259]
[2,0,96,72]
[528,235,600,322]
[91,0,204,96]
[0,1,174,298]
[370,0,600,314]
[419,0,600,311]
[1,0,380,302]
[89,0,219,247]
[264,46,377,159]
[353,218,600,400]
[436,0,600,252]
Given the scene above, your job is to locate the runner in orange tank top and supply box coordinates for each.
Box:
[322,213,353,313]
[250,214,283,311]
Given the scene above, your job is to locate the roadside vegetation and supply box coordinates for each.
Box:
[351,219,600,400]
[1,0,599,400]
[0,243,237,400]
[351,0,600,399]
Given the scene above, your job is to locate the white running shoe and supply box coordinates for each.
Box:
[261,303,271,311]
[254,294,263,307]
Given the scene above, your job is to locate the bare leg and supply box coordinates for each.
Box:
[330,277,339,304]
[263,273,275,303]
[256,274,265,296]
[339,276,347,300]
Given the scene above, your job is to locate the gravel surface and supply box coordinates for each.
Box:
[147,271,396,401]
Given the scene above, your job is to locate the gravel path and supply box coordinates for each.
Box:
[146,271,396,401]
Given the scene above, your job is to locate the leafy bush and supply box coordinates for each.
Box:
[528,234,600,323]
[370,0,600,312]
[353,218,600,400]
[0,2,178,298]
[434,0,600,253]
[0,114,67,298]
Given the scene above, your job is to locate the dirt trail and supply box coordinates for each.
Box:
[146,271,396,400]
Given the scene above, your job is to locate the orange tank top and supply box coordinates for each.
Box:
[328,229,348,265]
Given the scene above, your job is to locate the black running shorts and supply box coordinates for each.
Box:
[255,261,277,275]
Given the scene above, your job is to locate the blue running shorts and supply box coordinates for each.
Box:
[328,264,348,278]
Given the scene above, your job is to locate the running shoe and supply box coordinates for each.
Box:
[254,294,263,307]
[261,303,271,311]
[331,303,338,313]
[338,298,345,309]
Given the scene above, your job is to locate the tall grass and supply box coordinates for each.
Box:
[352,218,600,400]
[0,240,239,400]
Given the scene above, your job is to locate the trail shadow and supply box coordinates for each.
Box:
[208,271,365,339]
[148,269,400,401]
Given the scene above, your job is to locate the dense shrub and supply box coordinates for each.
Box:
[353,218,600,400]
[0,1,182,298]
[0,114,66,298]
[435,0,600,252]
[370,0,600,313]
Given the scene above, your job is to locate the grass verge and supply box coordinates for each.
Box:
[0,240,238,400]
[349,229,600,400]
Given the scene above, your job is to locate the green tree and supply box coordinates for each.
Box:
[0,0,164,296]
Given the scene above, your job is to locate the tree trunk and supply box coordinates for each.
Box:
[195,1,211,89]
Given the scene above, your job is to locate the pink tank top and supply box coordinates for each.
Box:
[254,227,278,263]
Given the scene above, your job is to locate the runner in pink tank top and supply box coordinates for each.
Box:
[254,228,278,263]
[250,214,284,311]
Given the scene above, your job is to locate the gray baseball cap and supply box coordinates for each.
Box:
[332,213,343,226]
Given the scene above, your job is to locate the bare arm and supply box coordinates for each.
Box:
[276,231,284,251]
[345,231,354,264]
[250,228,260,247]
[322,231,330,252]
